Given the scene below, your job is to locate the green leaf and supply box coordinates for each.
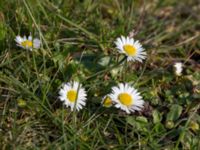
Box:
[153,110,162,123]
[154,123,166,133]
[126,116,135,126]
[98,56,111,66]
[126,116,148,132]
[167,104,183,121]
[135,116,148,124]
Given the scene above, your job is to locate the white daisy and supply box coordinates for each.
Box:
[15,34,40,50]
[174,62,183,76]
[110,83,144,114]
[59,81,87,111]
[114,36,146,62]
[101,95,112,108]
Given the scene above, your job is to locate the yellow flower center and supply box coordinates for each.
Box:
[67,90,77,102]
[103,97,112,107]
[118,93,133,106]
[21,40,33,48]
[123,44,137,56]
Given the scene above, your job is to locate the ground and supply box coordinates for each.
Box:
[0,0,200,149]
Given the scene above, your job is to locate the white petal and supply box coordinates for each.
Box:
[15,36,23,44]
[33,38,40,49]
[28,35,32,41]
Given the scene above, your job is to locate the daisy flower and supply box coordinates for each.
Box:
[15,34,40,50]
[59,81,87,111]
[114,36,146,62]
[110,83,144,114]
[174,62,183,76]
[101,95,112,108]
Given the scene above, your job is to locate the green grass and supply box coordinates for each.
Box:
[0,0,200,149]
